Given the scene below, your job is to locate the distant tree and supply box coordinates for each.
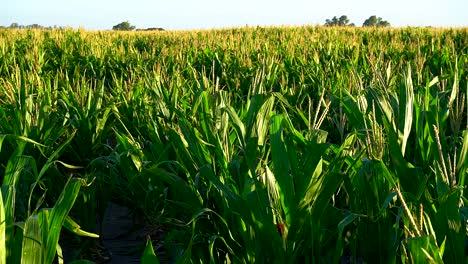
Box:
[145,27,165,31]
[9,23,48,29]
[27,24,42,29]
[9,23,20,28]
[325,15,354,27]
[325,17,338,26]
[362,16,390,27]
[112,21,136,31]
[136,27,165,31]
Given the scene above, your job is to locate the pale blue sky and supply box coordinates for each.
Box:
[2,0,467,30]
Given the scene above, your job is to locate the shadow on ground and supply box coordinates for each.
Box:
[60,202,169,263]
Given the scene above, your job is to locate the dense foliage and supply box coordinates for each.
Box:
[324,15,355,26]
[0,26,467,263]
[363,16,391,27]
[112,21,136,31]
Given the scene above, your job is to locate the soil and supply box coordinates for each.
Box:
[60,202,170,263]
[99,202,142,263]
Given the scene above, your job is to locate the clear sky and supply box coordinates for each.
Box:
[2,0,467,30]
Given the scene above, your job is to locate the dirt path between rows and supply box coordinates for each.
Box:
[100,202,142,263]
[60,202,169,263]
[99,202,170,263]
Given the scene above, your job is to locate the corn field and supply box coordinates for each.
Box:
[0,26,467,263]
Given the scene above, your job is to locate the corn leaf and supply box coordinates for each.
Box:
[270,114,295,225]
[41,178,84,264]
[141,238,160,264]
[21,215,42,264]
[0,190,5,264]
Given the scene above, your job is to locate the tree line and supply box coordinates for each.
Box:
[324,15,390,27]
[112,15,390,32]
[2,15,390,31]
[112,15,390,31]
[112,21,164,31]
[0,23,66,30]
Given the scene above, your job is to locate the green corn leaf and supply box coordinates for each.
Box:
[434,189,465,263]
[264,165,281,215]
[56,243,64,264]
[383,116,426,198]
[338,213,362,235]
[192,90,208,118]
[21,215,42,264]
[405,236,443,263]
[223,106,246,149]
[255,96,275,146]
[270,114,295,225]
[457,130,468,173]
[0,135,6,151]
[0,135,46,151]
[379,191,398,215]
[63,216,99,238]
[1,185,15,263]
[179,119,212,166]
[41,178,85,264]
[54,161,83,170]
[341,93,366,130]
[447,59,458,109]
[37,130,77,181]
[142,166,203,211]
[0,190,5,264]
[400,65,414,156]
[311,172,343,222]
[186,208,240,254]
[298,158,323,210]
[141,238,160,264]
[333,213,363,263]
[3,145,28,186]
[244,94,264,135]
[208,235,237,263]
[68,260,95,264]
[199,165,239,204]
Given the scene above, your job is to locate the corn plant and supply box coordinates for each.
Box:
[0,26,467,263]
[0,134,98,263]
